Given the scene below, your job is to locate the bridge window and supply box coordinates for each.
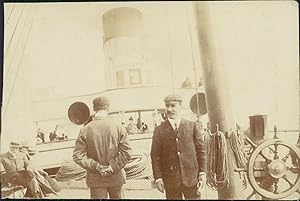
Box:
[129,69,141,85]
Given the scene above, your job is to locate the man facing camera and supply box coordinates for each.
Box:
[151,94,207,199]
[73,96,132,199]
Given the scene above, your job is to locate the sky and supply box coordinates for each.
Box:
[1,1,299,151]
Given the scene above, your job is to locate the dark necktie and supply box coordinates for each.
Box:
[174,123,178,132]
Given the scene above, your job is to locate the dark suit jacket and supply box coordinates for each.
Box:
[0,152,30,180]
[151,118,207,189]
[73,116,132,188]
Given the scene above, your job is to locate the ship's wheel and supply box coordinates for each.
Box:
[246,139,300,199]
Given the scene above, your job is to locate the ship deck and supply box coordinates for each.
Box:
[44,178,299,200]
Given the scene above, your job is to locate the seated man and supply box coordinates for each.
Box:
[0,142,42,198]
[137,117,149,133]
[49,125,60,142]
[49,132,58,142]
[126,117,139,134]
[36,129,45,144]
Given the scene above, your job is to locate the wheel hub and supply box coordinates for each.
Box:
[268,159,287,178]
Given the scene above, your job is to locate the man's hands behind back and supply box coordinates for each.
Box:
[96,163,113,177]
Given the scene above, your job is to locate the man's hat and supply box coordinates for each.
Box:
[9,141,20,148]
[129,117,134,121]
[164,94,183,103]
[93,96,110,111]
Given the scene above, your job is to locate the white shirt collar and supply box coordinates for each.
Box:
[168,118,181,130]
[94,110,108,118]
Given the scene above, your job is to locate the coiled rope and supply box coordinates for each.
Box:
[229,129,247,168]
[124,152,153,180]
[55,160,86,182]
[55,151,153,182]
[229,128,248,189]
[206,125,229,190]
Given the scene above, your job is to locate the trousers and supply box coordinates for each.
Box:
[165,184,198,199]
[10,170,41,198]
[90,186,123,199]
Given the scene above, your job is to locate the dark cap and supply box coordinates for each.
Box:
[129,117,134,121]
[10,141,20,147]
[164,94,182,103]
[93,96,110,111]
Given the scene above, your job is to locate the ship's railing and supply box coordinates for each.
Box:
[267,130,299,133]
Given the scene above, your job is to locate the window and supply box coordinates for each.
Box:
[129,69,142,85]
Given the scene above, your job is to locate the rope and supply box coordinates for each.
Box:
[5,4,16,26]
[4,5,25,64]
[124,152,153,180]
[206,127,229,190]
[229,129,247,168]
[3,5,36,117]
[55,160,86,182]
[55,151,153,182]
[229,128,248,189]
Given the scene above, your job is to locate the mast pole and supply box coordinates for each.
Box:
[192,2,243,199]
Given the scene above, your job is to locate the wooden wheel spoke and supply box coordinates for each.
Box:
[274,179,279,194]
[286,166,300,173]
[282,175,294,187]
[273,144,279,160]
[281,152,291,162]
[246,190,256,200]
[245,137,257,148]
[259,151,272,163]
[267,146,275,153]
[253,167,266,172]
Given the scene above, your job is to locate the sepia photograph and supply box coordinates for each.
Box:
[1,1,299,199]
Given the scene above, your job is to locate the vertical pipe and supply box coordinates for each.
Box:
[193,2,242,199]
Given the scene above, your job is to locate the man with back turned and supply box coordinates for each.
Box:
[151,94,207,199]
[73,96,131,199]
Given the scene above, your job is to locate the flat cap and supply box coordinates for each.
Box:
[164,94,182,103]
[10,141,20,147]
[93,96,110,111]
